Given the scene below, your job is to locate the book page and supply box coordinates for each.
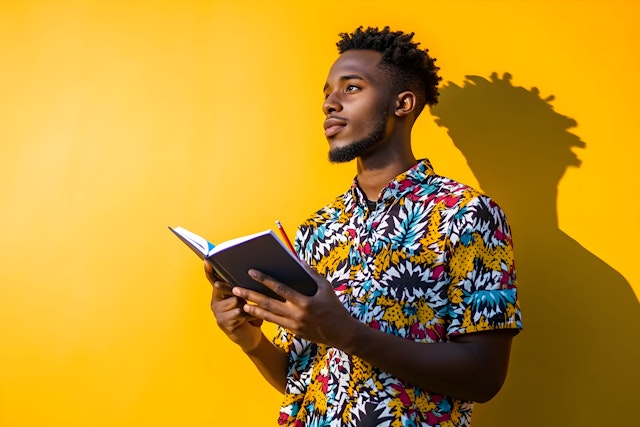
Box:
[172,226,215,257]
[210,229,274,253]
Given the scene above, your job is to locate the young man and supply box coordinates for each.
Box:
[206,27,522,426]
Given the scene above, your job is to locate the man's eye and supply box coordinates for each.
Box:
[346,85,359,92]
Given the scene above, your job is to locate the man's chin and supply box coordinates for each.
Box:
[328,147,358,163]
[327,131,384,164]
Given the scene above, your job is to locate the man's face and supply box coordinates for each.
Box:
[322,50,395,163]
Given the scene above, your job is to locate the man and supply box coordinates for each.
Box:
[206,26,522,426]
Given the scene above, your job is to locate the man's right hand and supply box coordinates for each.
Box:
[204,261,264,352]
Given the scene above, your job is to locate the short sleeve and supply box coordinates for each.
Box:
[446,196,522,336]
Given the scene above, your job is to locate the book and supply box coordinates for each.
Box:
[168,226,317,301]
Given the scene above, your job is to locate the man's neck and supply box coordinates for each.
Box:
[354,120,417,200]
[356,152,417,201]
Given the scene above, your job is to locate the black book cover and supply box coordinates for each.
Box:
[169,226,317,301]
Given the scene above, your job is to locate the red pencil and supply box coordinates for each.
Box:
[275,220,297,257]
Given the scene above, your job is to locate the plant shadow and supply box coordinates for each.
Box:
[430,73,640,427]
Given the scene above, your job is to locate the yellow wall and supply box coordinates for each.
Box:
[1,1,638,426]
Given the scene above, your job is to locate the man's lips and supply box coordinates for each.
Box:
[323,117,347,138]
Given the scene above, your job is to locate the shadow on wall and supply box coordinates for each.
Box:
[430,73,640,427]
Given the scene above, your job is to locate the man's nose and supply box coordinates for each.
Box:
[322,92,342,115]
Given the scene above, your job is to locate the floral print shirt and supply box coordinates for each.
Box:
[272,159,522,427]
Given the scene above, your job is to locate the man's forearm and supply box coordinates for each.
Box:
[339,321,514,402]
[243,334,289,394]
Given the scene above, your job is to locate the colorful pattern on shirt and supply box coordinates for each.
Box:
[272,159,522,427]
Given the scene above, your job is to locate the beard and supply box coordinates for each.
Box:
[328,109,389,163]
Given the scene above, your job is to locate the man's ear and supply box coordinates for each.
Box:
[395,91,416,117]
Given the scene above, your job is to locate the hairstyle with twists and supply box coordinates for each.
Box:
[336,26,441,116]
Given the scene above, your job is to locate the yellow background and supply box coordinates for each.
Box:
[1,1,638,426]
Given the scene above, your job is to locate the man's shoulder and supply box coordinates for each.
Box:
[400,173,511,227]
[423,173,481,195]
[404,158,483,198]
[406,172,487,207]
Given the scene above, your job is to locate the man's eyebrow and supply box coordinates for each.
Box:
[340,74,366,82]
[323,74,366,92]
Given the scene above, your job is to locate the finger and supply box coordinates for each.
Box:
[204,260,221,283]
[240,300,293,331]
[211,298,264,332]
[231,285,295,329]
[247,269,303,302]
[214,306,253,331]
[211,295,244,313]
[231,285,289,319]
[231,285,280,310]
[211,280,234,302]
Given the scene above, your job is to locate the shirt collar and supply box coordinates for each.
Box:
[350,159,436,206]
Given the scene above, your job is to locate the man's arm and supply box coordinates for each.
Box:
[338,322,514,402]
[205,261,289,394]
[233,267,515,402]
[241,333,289,394]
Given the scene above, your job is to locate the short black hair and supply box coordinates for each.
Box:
[336,26,441,115]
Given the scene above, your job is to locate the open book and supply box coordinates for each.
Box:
[169,226,317,300]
